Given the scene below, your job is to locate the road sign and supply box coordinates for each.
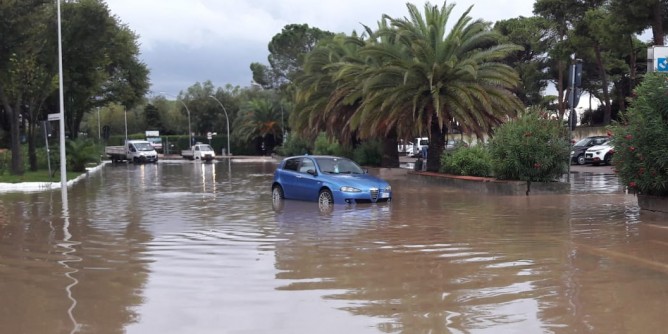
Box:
[659,58,668,72]
[47,113,60,121]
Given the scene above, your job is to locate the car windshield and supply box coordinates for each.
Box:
[199,144,213,151]
[315,157,364,174]
[134,143,154,151]
[574,137,607,146]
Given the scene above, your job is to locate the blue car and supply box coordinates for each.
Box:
[272,155,392,206]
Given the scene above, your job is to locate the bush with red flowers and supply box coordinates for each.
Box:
[610,72,668,196]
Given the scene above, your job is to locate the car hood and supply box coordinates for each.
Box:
[322,173,389,189]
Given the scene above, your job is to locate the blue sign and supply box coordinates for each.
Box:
[658,58,668,72]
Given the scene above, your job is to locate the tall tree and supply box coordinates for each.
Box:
[59,0,148,139]
[358,2,523,171]
[0,0,52,175]
[494,16,552,107]
[251,24,335,88]
[233,97,283,154]
[610,0,668,45]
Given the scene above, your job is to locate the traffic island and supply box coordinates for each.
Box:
[409,171,570,196]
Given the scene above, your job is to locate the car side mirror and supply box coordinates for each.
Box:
[307,169,317,176]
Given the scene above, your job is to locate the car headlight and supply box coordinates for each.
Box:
[340,186,362,193]
[384,185,392,192]
[570,150,574,155]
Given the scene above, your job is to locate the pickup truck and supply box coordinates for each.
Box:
[181,143,216,161]
[106,140,159,163]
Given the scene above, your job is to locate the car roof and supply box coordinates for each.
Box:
[283,155,348,160]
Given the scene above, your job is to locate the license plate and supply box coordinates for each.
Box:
[381,192,389,198]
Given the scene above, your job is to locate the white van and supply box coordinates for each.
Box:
[412,137,429,156]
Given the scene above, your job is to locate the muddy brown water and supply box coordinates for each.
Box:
[1,161,667,334]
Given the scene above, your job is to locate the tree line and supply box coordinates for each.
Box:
[1,0,665,175]
[0,0,148,175]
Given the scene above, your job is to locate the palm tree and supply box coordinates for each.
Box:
[357,2,524,171]
[292,33,367,146]
[233,98,283,154]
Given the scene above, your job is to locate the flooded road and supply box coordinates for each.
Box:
[1,161,667,333]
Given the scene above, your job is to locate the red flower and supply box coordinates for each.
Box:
[625,134,633,140]
[629,146,636,152]
[607,130,613,137]
[533,163,541,169]
[629,181,637,188]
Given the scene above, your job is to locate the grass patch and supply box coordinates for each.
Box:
[0,170,84,183]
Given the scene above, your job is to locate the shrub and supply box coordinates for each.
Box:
[276,134,311,157]
[489,110,569,182]
[313,132,342,155]
[353,140,382,166]
[440,145,492,177]
[65,139,102,172]
[610,72,668,196]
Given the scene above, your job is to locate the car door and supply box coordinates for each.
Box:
[277,158,301,199]
[293,157,322,201]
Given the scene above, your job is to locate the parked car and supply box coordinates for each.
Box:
[445,139,469,151]
[411,137,429,157]
[146,137,163,153]
[585,142,615,166]
[397,139,414,156]
[571,136,608,165]
[271,155,392,206]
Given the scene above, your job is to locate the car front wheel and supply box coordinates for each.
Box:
[272,185,284,200]
[576,154,586,165]
[318,189,333,207]
[604,153,613,165]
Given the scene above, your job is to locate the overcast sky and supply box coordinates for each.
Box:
[105,0,536,96]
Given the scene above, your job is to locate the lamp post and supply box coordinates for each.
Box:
[160,92,192,147]
[97,107,101,140]
[209,95,230,156]
[56,0,67,192]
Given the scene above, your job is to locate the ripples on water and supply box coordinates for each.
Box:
[2,161,668,334]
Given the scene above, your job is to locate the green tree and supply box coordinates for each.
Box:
[58,0,149,139]
[251,23,335,88]
[293,33,367,146]
[144,103,163,133]
[233,97,283,154]
[609,0,667,46]
[358,2,523,171]
[610,72,668,196]
[488,109,569,194]
[494,16,552,107]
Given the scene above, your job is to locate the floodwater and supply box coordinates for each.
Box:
[1,161,667,334]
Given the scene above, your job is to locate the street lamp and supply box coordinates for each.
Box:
[209,95,230,156]
[160,92,192,147]
[57,0,67,192]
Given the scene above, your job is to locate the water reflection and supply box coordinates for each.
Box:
[3,162,668,333]
[57,190,82,334]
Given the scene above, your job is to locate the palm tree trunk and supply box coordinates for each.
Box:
[381,129,400,168]
[426,119,444,172]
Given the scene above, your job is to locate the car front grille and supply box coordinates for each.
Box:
[370,188,379,200]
